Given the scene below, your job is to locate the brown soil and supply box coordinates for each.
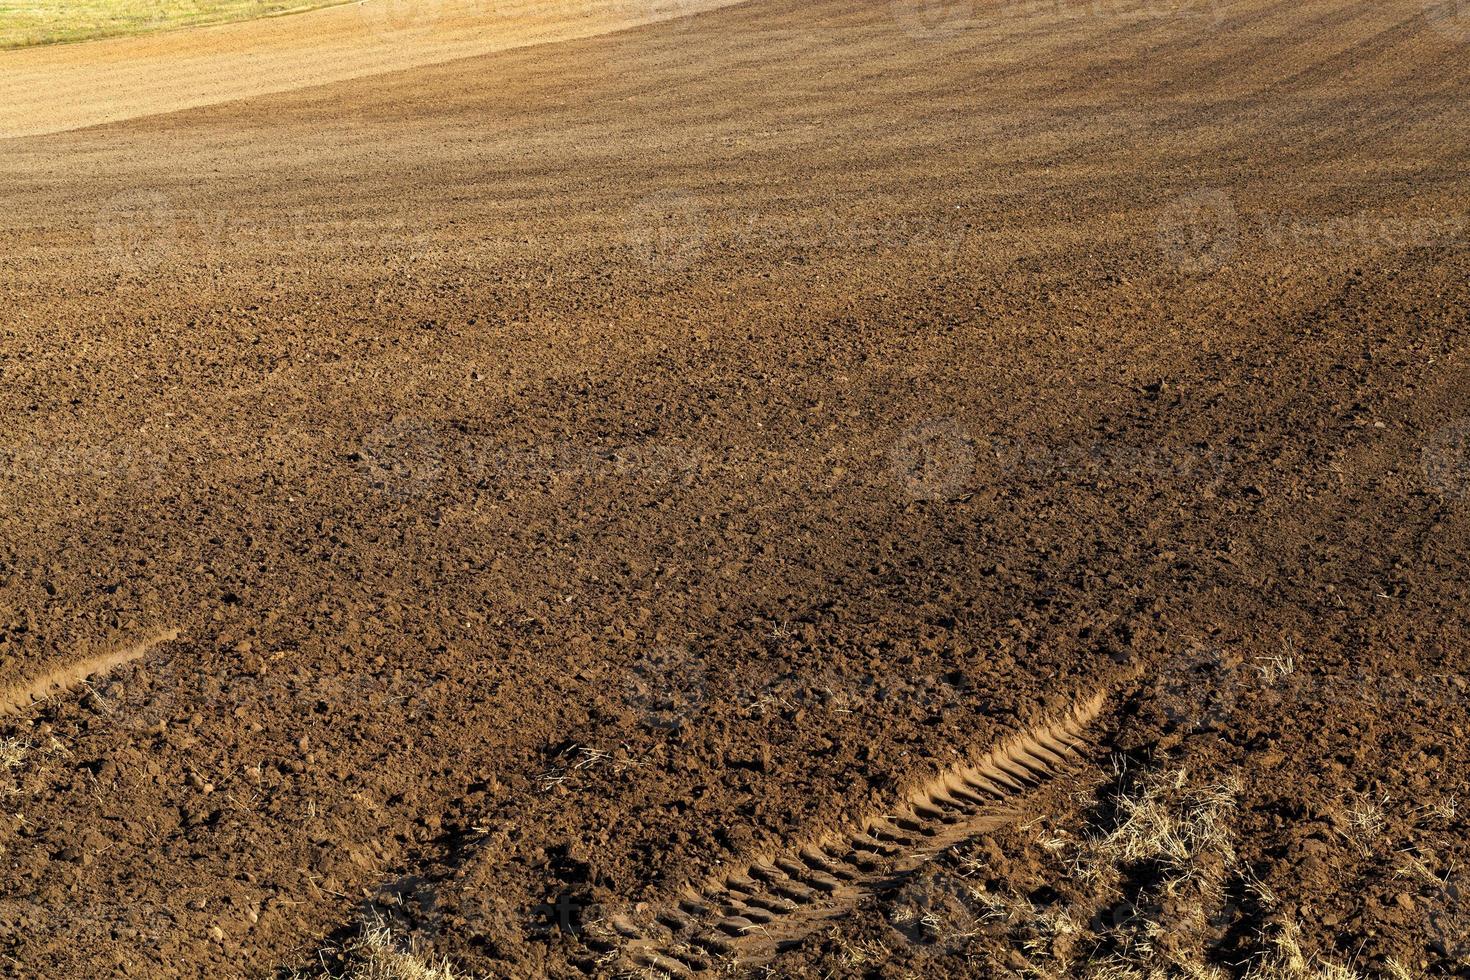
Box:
[1,0,1468,977]
[0,0,741,138]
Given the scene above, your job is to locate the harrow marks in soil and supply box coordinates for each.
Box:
[598,692,1106,976]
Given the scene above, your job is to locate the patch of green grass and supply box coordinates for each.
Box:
[0,0,347,49]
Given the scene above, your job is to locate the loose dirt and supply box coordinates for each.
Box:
[0,0,1467,977]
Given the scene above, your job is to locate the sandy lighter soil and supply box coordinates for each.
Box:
[1,0,1469,977]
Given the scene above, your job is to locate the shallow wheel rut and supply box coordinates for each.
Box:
[0,628,179,718]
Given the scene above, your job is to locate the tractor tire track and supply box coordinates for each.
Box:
[595,691,1107,976]
[0,628,179,719]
